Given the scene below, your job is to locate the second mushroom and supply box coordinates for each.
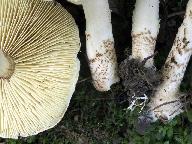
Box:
[67,0,119,91]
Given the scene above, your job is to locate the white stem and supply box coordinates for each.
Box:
[67,0,81,5]
[0,49,14,79]
[132,0,159,68]
[82,0,119,91]
[148,0,192,121]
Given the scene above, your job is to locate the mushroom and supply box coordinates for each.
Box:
[67,0,81,5]
[119,0,160,111]
[148,0,192,122]
[123,0,192,122]
[0,0,80,138]
[132,0,160,68]
[67,0,119,91]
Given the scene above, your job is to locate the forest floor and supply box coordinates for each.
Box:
[3,0,192,143]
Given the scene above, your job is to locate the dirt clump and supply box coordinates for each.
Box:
[119,58,162,103]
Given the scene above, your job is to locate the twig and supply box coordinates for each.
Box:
[142,51,158,65]
[167,11,185,19]
[73,97,116,101]
[149,99,180,112]
[77,77,91,83]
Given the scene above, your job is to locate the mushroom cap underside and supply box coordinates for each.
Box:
[0,0,80,138]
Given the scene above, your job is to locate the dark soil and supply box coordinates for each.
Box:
[119,58,161,104]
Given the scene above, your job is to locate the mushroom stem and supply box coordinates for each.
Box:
[0,49,14,79]
[67,0,81,5]
[82,0,119,91]
[148,0,192,121]
[132,0,159,68]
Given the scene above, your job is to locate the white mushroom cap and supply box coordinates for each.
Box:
[0,0,80,138]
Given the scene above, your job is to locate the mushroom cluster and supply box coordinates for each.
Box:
[0,0,80,138]
[66,0,192,123]
[0,0,191,139]
[119,0,192,122]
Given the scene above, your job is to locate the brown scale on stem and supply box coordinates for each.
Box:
[88,39,118,91]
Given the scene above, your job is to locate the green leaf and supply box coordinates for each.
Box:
[167,128,173,139]
[186,110,192,123]
[164,141,169,144]
[144,137,150,144]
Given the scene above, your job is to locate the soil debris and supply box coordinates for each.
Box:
[119,58,162,106]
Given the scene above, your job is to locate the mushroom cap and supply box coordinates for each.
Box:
[0,0,80,138]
